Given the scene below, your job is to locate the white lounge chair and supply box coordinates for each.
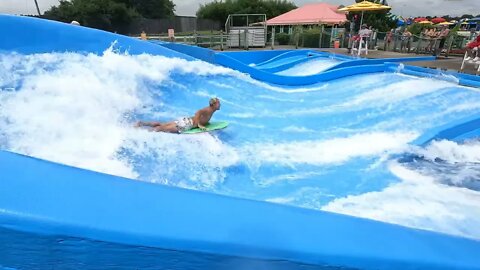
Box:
[460,48,480,74]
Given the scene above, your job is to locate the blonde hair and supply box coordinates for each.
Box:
[209,97,219,106]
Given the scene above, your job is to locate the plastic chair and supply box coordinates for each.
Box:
[351,36,368,56]
[460,48,480,74]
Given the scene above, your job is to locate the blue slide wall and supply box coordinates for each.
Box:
[160,43,439,86]
[0,15,191,59]
[412,113,480,145]
[2,150,480,270]
[1,15,480,269]
[161,43,390,85]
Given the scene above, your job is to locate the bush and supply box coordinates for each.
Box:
[302,28,320,48]
[301,28,331,48]
[276,32,290,45]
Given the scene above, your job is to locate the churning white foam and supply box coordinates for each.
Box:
[276,58,340,76]
[323,140,480,240]
[342,78,449,107]
[0,49,239,187]
[279,76,455,117]
[418,139,480,164]
[241,131,417,166]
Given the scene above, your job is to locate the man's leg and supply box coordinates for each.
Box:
[466,48,473,58]
[153,122,179,133]
[136,121,162,127]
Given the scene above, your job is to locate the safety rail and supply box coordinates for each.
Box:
[377,31,476,57]
[140,33,227,50]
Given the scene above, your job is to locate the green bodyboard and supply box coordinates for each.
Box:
[182,121,229,134]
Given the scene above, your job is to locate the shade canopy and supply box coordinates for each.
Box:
[338,1,391,27]
[418,20,433,24]
[266,3,347,25]
[437,21,453,25]
[338,0,391,12]
[414,17,428,22]
[431,17,446,24]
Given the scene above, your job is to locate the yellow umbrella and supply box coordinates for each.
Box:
[437,21,453,25]
[338,1,391,26]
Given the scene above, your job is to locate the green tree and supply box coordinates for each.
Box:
[44,0,140,33]
[196,0,297,25]
[43,0,176,33]
[117,0,175,18]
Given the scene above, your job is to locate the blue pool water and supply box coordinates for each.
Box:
[0,227,351,270]
[1,49,480,244]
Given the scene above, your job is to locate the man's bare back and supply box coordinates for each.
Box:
[136,97,221,133]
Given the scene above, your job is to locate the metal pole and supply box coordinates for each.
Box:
[295,26,299,49]
[245,28,249,50]
[319,24,324,48]
[330,25,334,47]
[271,26,275,50]
[33,0,41,16]
[210,30,213,48]
[318,24,321,48]
[220,30,224,51]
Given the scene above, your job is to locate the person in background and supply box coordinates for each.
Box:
[400,29,412,53]
[385,29,394,50]
[140,31,147,40]
[465,35,480,61]
[358,24,371,39]
[435,25,450,56]
[425,28,437,53]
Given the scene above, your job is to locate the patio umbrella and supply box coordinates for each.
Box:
[437,21,453,25]
[414,17,428,22]
[431,17,446,24]
[338,0,391,27]
[418,20,433,24]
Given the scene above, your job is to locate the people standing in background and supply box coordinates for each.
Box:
[385,29,394,50]
[425,28,437,53]
[435,25,450,56]
[400,29,412,53]
[465,35,480,61]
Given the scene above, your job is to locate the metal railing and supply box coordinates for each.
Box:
[141,32,227,50]
[376,32,474,56]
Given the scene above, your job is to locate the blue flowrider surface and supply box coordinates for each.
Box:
[0,15,480,270]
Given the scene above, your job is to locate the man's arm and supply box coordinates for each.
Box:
[193,108,208,130]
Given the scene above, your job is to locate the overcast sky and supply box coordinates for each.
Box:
[2,0,479,18]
